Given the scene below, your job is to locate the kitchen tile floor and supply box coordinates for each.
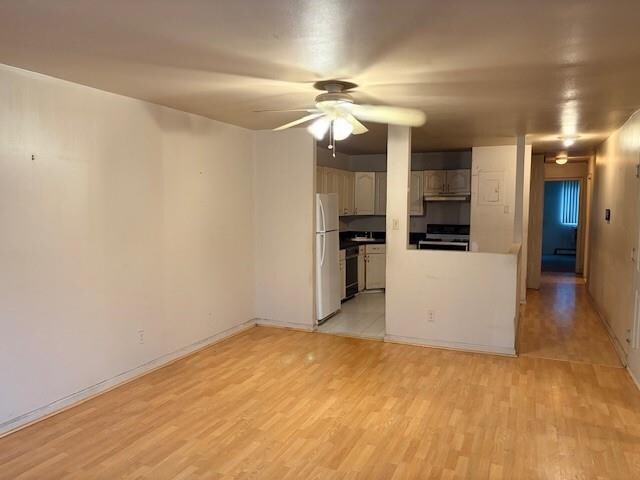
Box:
[318,291,385,339]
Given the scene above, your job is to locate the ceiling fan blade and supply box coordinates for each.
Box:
[350,104,426,127]
[254,108,319,113]
[345,114,368,135]
[273,113,324,131]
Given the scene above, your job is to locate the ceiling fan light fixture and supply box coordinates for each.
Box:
[332,117,353,141]
[307,116,330,140]
[555,153,568,165]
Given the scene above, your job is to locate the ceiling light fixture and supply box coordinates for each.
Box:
[555,153,568,165]
[332,117,353,141]
[562,136,577,148]
[307,117,331,140]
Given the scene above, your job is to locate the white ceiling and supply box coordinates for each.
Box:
[1,1,639,154]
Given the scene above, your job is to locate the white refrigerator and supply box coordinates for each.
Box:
[315,193,341,323]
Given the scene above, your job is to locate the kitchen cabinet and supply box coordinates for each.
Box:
[354,172,376,215]
[340,170,355,215]
[365,244,386,289]
[316,166,326,194]
[423,170,446,195]
[374,172,387,215]
[325,168,340,197]
[409,171,424,216]
[357,246,365,292]
[317,167,355,216]
[446,169,471,193]
[339,249,346,300]
[422,169,471,195]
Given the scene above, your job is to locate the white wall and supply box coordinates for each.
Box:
[254,130,316,329]
[0,65,256,432]
[385,126,519,355]
[589,110,640,378]
[470,146,519,253]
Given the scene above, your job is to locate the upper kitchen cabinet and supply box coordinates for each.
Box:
[409,171,424,216]
[374,172,387,215]
[423,170,446,195]
[316,167,354,216]
[446,169,471,193]
[339,170,355,216]
[354,172,376,215]
[316,166,326,194]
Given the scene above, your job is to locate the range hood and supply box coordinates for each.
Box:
[424,193,470,202]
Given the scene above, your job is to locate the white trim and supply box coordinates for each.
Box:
[628,366,640,392]
[384,334,516,357]
[255,318,315,332]
[0,320,256,437]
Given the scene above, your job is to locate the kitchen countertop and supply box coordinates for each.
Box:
[339,231,386,250]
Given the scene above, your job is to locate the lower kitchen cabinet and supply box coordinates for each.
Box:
[339,249,346,300]
[365,244,386,290]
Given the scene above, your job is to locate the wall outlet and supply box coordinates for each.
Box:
[427,310,436,323]
[137,329,145,344]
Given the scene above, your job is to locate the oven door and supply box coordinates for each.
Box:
[418,241,469,251]
[345,253,358,299]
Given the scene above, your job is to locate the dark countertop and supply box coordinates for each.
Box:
[339,231,386,250]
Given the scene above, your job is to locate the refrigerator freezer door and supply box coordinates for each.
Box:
[316,230,340,322]
[316,193,339,233]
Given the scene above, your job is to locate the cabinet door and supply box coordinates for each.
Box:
[354,172,376,215]
[345,171,355,215]
[357,248,365,292]
[325,168,339,195]
[375,172,387,215]
[316,166,326,193]
[337,172,347,216]
[446,169,471,193]
[409,171,424,216]
[365,253,386,289]
[423,170,446,194]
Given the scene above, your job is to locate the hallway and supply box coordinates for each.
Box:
[518,273,622,366]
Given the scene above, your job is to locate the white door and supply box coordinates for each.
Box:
[446,169,471,193]
[316,231,341,321]
[375,172,387,215]
[424,170,446,194]
[316,193,339,232]
[357,246,365,292]
[409,171,424,216]
[355,172,376,215]
[366,253,386,289]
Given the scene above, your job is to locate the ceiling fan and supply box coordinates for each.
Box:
[267,80,426,152]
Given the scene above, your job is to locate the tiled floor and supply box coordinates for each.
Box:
[318,291,385,339]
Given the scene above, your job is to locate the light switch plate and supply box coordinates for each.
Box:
[392,218,400,230]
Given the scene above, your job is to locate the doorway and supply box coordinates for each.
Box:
[541,179,581,273]
[314,145,387,340]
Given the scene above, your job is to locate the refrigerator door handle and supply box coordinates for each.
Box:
[320,233,326,267]
[319,198,326,233]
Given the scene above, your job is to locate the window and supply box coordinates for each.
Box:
[560,180,580,225]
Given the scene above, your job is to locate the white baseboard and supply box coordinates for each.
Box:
[628,366,640,392]
[384,334,517,357]
[0,319,256,438]
[254,317,315,332]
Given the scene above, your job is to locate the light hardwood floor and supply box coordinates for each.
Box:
[518,273,622,366]
[1,276,640,479]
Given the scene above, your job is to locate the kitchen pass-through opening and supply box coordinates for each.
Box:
[314,144,387,339]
